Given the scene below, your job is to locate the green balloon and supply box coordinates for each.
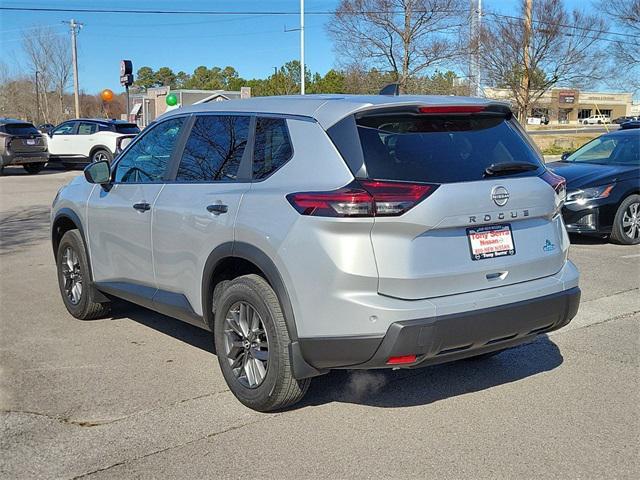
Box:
[166,93,178,106]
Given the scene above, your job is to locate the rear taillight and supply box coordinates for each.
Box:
[287,180,437,217]
[541,170,567,202]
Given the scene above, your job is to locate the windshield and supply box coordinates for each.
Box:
[565,134,639,165]
[355,114,543,183]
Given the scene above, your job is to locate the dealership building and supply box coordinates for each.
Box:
[484,87,634,124]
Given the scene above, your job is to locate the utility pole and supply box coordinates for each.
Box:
[64,19,83,118]
[521,0,533,123]
[469,0,483,97]
[300,0,305,95]
[34,70,40,124]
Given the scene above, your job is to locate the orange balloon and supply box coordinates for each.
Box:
[100,89,114,102]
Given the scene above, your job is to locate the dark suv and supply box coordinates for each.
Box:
[0,118,49,175]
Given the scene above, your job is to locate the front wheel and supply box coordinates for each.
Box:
[56,230,111,319]
[611,194,640,245]
[23,163,46,174]
[214,274,310,412]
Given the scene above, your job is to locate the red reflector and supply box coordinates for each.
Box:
[386,354,417,365]
[419,105,486,114]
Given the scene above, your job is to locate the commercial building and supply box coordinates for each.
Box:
[484,87,634,124]
[129,86,251,126]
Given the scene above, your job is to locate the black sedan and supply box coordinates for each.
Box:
[548,128,639,245]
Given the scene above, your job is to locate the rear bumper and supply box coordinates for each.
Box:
[1,151,49,167]
[298,287,580,371]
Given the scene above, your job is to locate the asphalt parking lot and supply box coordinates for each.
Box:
[1,167,638,479]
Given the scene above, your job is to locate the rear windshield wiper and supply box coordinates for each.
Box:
[484,162,539,177]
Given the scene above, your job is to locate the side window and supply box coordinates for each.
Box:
[253,118,293,179]
[97,124,112,132]
[176,115,250,182]
[115,117,185,183]
[77,122,98,135]
[53,122,76,135]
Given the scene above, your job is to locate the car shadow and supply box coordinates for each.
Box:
[0,205,52,255]
[106,299,563,410]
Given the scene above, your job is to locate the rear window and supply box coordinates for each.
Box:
[115,123,140,134]
[353,114,543,183]
[3,123,39,135]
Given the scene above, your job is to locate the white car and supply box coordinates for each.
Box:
[47,119,140,167]
[582,114,611,125]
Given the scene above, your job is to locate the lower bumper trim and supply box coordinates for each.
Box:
[298,287,581,371]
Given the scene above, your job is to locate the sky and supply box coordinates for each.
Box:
[0,0,598,94]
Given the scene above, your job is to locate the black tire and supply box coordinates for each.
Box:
[23,163,46,174]
[56,230,111,319]
[598,120,602,124]
[214,274,310,412]
[583,120,588,125]
[610,194,640,245]
[91,149,113,164]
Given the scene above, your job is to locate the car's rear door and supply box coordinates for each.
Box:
[152,114,252,316]
[351,106,568,300]
[86,116,187,290]
[76,121,99,157]
[47,121,78,157]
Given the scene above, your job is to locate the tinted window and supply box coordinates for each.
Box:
[52,122,76,135]
[97,124,112,132]
[77,122,98,135]
[176,115,250,182]
[355,114,543,183]
[253,118,292,179]
[3,123,39,135]
[566,133,639,165]
[115,123,141,134]
[115,117,185,183]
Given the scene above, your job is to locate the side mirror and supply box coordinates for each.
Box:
[84,161,111,185]
[561,151,572,161]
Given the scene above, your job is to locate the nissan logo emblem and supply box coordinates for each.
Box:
[491,186,510,206]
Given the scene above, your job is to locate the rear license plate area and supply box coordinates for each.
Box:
[467,224,516,261]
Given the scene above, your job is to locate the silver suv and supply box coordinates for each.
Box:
[51,95,581,411]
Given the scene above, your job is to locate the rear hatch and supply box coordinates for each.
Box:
[2,123,47,154]
[333,104,567,300]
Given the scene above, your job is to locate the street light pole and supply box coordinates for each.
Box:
[34,70,40,124]
[300,0,305,95]
[65,18,83,118]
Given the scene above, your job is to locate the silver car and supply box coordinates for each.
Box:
[51,95,581,411]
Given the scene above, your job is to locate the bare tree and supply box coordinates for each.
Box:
[328,0,467,92]
[595,0,640,93]
[22,27,72,124]
[480,0,607,121]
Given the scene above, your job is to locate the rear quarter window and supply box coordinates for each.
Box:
[332,112,544,184]
[115,124,141,134]
[252,118,293,179]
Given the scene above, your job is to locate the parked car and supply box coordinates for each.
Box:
[550,128,639,244]
[47,118,140,168]
[51,95,581,411]
[582,114,611,125]
[37,123,55,134]
[612,116,637,125]
[0,118,49,175]
[620,119,640,130]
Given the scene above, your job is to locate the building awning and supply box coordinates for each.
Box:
[130,103,142,116]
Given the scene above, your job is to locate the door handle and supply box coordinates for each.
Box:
[207,204,228,215]
[133,202,151,212]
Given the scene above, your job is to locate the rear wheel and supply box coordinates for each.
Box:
[23,163,46,174]
[91,149,112,164]
[56,230,111,319]
[214,274,310,411]
[611,194,640,245]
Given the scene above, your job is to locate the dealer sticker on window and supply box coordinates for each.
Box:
[467,224,516,261]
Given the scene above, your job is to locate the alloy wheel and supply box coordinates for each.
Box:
[93,151,109,162]
[223,301,269,388]
[61,246,83,305]
[621,201,640,241]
